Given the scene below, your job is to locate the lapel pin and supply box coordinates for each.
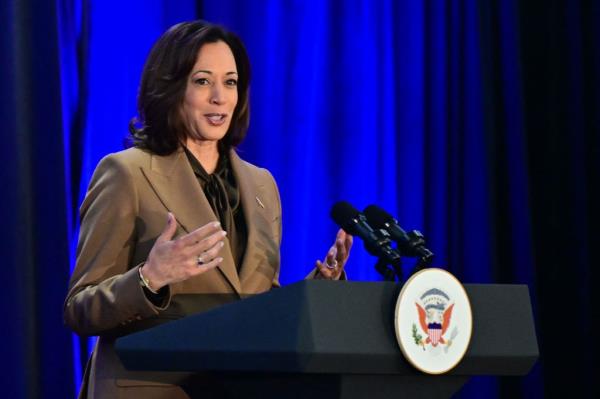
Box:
[255,196,265,209]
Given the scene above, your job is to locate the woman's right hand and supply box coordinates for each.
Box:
[140,212,226,290]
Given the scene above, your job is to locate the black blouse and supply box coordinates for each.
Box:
[184,147,247,270]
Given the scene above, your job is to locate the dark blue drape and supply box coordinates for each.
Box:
[1,0,598,397]
[1,0,74,397]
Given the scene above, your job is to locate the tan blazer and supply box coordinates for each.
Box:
[64,147,287,398]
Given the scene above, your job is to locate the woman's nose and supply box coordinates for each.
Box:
[210,85,226,105]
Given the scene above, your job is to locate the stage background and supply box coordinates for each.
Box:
[1,0,598,397]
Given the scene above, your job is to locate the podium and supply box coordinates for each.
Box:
[116,281,538,398]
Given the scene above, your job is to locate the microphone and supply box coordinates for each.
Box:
[363,205,434,264]
[330,201,401,265]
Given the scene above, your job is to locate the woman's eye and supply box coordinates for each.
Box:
[194,78,209,85]
[225,79,238,86]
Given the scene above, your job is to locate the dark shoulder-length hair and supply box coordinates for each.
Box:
[128,20,251,155]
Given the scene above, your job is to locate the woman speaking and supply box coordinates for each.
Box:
[63,20,352,398]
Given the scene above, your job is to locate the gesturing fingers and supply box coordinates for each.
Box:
[195,254,224,273]
[314,244,339,279]
[335,239,346,264]
[156,212,178,244]
[345,234,353,252]
[334,229,353,265]
[178,221,223,247]
[195,238,226,267]
[143,218,229,288]
[316,259,335,279]
[188,228,227,255]
[326,245,337,267]
[165,229,226,281]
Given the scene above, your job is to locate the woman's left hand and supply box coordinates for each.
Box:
[315,229,353,280]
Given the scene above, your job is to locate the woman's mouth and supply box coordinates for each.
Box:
[204,113,227,126]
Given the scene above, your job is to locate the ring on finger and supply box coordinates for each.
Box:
[326,259,338,270]
[197,253,207,266]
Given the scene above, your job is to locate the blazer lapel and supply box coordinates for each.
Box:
[140,149,242,294]
[230,151,270,285]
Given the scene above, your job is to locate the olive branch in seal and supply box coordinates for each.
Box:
[412,323,425,350]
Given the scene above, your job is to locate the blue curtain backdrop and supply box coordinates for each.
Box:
[1,0,599,397]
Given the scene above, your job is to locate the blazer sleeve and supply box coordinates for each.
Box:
[63,154,170,337]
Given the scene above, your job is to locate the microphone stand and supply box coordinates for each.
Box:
[374,257,401,282]
[373,230,435,283]
[366,228,405,282]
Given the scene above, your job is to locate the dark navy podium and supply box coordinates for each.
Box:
[115,280,538,398]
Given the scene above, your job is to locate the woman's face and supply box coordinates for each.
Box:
[181,41,239,143]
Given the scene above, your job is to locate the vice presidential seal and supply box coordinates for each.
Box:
[395,268,472,374]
